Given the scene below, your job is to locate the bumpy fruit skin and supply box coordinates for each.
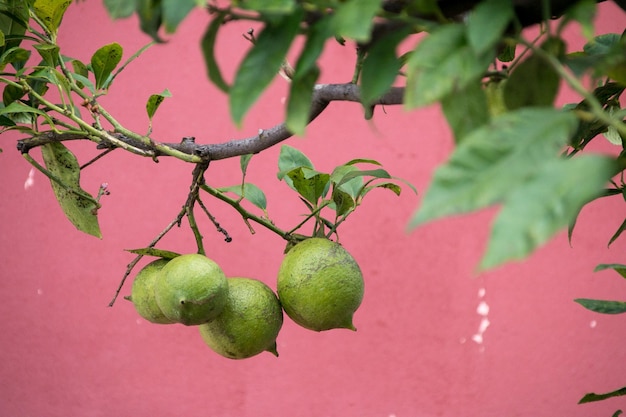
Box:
[277,238,364,331]
[154,254,228,326]
[128,259,175,324]
[198,277,283,359]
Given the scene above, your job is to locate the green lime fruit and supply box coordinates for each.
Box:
[198,277,283,359]
[154,254,228,326]
[277,238,364,331]
[127,258,175,324]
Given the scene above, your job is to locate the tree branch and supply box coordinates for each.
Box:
[16,83,405,163]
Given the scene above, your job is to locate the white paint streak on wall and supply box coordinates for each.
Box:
[24,168,35,190]
[472,288,490,350]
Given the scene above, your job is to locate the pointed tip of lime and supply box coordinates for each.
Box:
[266,343,279,357]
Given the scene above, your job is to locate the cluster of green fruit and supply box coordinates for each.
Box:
[127,238,364,359]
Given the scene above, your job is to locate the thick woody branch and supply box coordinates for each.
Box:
[16,83,405,163]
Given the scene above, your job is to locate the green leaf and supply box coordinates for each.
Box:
[40,142,102,238]
[560,0,596,41]
[331,188,355,216]
[284,17,333,135]
[293,17,332,75]
[32,0,71,36]
[504,52,560,110]
[286,167,330,205]
[343,158,382,166]
[126,247,180,259]
[0,100,55,125]
[0,0,28,56]
[71,59,88,77]
[136,0,164,43]
[146,88,171,120]
[218,183,268,210]
[33,43,60,67]
[594,263,626,279]
[410,108,578,227]
[332,0,381,42]
[330,164,363,198]
[336,168,391,189]
[277,144,314,180]
[466,0,513,55]
[2,83,24,106]
[162,0,200,33]
[362,181,402,198]
[480,155,617,270]
[579,387,626,404]
[405,24,492,108]
[240,154,253,176]
[286,65,319,136]
[234,0,295,13]
[608,218,626,247]
[201,12,230,93]
[104,0,138,19]
[230,10,302,126]
[360,28,410,106]
[574,298,626,314]
[441,80,490,143]
[0,46,31,68]
[90,42,123,90]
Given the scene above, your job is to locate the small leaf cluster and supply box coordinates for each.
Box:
[575,264,626,409]
[275,145,415,238]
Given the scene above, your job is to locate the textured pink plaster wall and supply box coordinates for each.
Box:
[1,2,625,417]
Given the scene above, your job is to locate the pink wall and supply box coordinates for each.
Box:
[1,3,625,416]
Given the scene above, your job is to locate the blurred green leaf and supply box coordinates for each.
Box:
[579,387,626,404]
[480,155,617,270]
[104,0,138,19]
[574,298,626,314]
[32,0,71,36]
[594,263,626,279]
[360,29,410,106]
[136,0,164,43]
[40,142,102,238]
[126,247,180,259]
[410,108,578,227]
[162,0,201,33]
[560,0,596,40]
[146,88,171,120]
[90,42,123,90]
[332,0,381,42]
[235,0,295,13]
[230,10,303,126]
[218,183,268,210]
[286,167,330,205]
[504,52,560,109]
[201,12,230,93]
[441,80,490,143]
[286,65,319,136]
[466,0,513,55]
[405,24,492,108]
